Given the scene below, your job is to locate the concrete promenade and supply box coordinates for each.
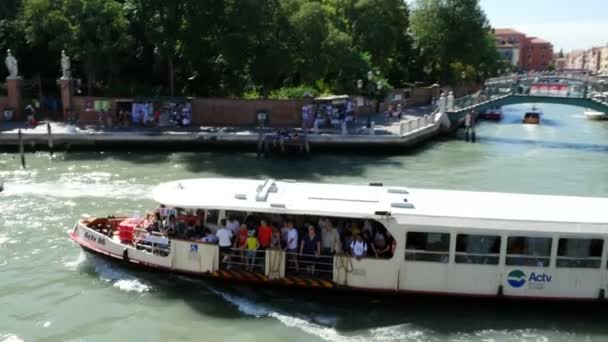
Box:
[0,107,442,152]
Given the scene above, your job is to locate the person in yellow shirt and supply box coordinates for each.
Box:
[246,230,259,271]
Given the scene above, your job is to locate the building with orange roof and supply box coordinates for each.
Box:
[494,28,553,71]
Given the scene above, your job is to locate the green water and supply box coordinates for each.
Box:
[1,104,608,341]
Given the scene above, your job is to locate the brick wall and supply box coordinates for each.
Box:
[0,97,7,111]
[191,98,303,126]
[72,96,304,127]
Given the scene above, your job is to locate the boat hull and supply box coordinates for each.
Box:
[70,222,606,303]
[482,113,502,121]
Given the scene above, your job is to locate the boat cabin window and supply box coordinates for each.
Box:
[506,236,552,267]
[455,234,500,265]
[405,232,449,263]
[226,210,247,224]
[557,238,603,269]
[205,210,219,225]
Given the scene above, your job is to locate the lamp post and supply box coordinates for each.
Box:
[375,81,383,114]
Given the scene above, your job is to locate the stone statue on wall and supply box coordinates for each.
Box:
[61,50,71,80]
[5,49,18,79]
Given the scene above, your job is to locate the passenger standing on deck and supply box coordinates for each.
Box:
[257,219,272,249]
[246,230,259,271]
[300,225,321,275]
[270,225,281,249]
[321,219,340,255]
[236,223,249,265]
[226,216,240,236]
[216,224,233,264]
[350,234,368,260]
[286,221,299,272]
[371,230,390,258]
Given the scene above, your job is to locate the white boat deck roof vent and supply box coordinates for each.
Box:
[256,178,278,202]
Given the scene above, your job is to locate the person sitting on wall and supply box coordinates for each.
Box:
[25,105,36,127]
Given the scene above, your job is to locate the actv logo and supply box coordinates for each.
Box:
[507,270,552,289]
[507,270,526,288]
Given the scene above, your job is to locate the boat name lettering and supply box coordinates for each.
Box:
[84,231,106,246]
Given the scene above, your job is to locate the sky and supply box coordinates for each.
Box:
[406,0,608,52]
[481,0,608,52]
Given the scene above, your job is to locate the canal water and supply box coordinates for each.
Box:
[1,103,608,341]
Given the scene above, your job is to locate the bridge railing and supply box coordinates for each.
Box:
[450,89,510,112]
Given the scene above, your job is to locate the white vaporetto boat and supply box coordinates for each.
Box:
[71,178,608,301]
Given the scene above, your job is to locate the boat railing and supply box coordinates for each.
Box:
[133,227,171,256]
[221,247,267,273]
[284,251,334,278]
[405,249,449,263]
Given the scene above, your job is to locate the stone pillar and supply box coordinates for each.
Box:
[58,78,73,121]
[6,77,23,121]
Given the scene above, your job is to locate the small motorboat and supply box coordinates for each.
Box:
[584,109,608,121]
[481,107,502,121]
[523,106,542,124]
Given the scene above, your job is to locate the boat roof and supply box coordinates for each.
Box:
[152,178,608,227]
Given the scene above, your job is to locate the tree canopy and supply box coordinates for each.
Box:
[1,0,503,98]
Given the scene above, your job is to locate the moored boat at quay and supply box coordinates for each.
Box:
[71,178,608,301]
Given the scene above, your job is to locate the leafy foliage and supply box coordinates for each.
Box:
[1,0,502,97]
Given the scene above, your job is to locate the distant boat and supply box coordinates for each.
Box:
[584,109,608,121]
[481,107,502,121]
[523,106,542,125]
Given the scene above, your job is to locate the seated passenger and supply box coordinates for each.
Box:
[350,234,368,260]
[201,228,218,244]
[257,219,272,249]
[184,223,197,241]
[371,230,390,258]
[164,214,177,237]
[246,230,259,271]
[146,221,161,234]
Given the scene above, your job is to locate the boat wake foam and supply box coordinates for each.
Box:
[206,285,416,342]
[63,250,87,271]
[0,334,24,342]
[0,233,8,246]
[80,253,151,293]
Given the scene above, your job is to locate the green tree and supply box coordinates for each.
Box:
[411,0,497,83]
[24,0,130,94]
[127,0,190,96]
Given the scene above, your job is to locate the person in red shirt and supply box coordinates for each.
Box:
[257,219,272,249]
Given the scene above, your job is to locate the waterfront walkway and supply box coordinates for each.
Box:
[0,107,440,152]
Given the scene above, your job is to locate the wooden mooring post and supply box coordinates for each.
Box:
[18,129,26,168]
[47,122,54,157]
